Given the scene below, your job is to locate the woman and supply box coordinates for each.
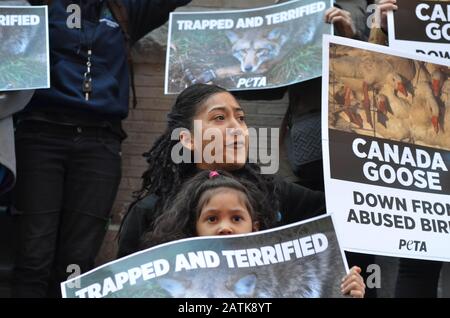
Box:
[118,83,326,258]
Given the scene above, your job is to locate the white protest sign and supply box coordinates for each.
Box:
[322,35,450,261]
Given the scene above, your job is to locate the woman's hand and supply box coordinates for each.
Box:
[377,0,398,33]
[341,266,366,298]
[325,7,357,39]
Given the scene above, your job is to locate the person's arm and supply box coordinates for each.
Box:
[0,91,34,120]
[377,0,398,33]
[117,194,159,258]
[278,180,326,224]
[123,0,192,44]
[368,0,397,45]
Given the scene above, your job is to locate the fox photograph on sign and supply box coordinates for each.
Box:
[387,0,450,63]
[322,35,450,262]
[0,5,49,91]
[164,0,332,94]
[61,215,348,298]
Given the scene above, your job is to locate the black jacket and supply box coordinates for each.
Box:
[117,180,326,258]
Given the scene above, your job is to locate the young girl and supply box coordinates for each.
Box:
[142,170,276,247]
[142,170,365,298]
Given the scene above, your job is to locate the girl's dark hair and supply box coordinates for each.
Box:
[119,83,281,238]
[141,170,277,248]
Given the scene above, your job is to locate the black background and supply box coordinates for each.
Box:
[394,0,449,44]
[329,129,450,194]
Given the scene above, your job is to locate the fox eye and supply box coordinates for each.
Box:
[239,49,248,54]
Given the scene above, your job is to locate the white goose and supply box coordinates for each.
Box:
[330,53,415,128]
[409,66,441,148]
[434,78,450,150]
[373,73,412,142]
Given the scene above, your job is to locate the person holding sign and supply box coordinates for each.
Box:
[272,0,377,297]
[141,169,366,298]
[118,83,326,258]
[11,0,192,298]
[0,0,35,197]
[371,0,445,298]
[279,0,371,192]
[227,1,370,192]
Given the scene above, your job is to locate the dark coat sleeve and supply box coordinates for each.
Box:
[278,180,326,224]
[117,194,159,258]
[124,0,192,44]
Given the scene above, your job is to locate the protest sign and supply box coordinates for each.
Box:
[0,6,49,91]
[62,215,347,298]
[322,35,450,261]
[165,0,332,94]
[387,0,450,63]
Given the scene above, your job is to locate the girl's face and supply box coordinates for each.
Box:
[182,92,249,171]
[195,188,257,236]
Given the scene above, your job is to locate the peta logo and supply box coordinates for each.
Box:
[237,76,267,89]
[399,239,427,252]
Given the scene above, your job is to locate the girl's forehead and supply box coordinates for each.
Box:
[199,187,247,205]
[202,188,251,210]
[208,187,245,197]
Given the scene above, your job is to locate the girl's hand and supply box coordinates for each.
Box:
[325,7,356,39]
[341,266,366,298]
[377,0,398,33]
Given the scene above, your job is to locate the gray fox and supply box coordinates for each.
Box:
[185,12,324,84]
[0,25,38,56]
[225,28,289,74]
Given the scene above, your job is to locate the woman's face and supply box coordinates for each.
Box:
[184,92,249,171]
[195,188,256,236]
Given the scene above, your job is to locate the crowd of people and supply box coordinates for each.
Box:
[0,0,445,298]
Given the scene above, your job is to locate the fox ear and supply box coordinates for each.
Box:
[225,30,240,44]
